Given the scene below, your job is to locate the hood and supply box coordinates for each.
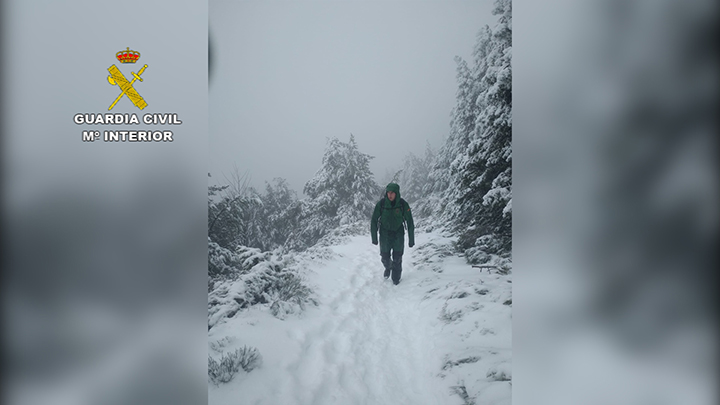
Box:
[385,182,401,202]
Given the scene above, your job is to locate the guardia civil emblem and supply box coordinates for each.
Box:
[107,47,148,110]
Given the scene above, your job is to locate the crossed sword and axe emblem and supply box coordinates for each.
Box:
[107,64,148,110]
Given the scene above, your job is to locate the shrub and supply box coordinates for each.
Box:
[208,346,262,385]
[208,241,321,328]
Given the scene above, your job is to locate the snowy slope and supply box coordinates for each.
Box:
[208,231,511,405]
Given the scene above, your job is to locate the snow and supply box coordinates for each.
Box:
[208,230,512,405]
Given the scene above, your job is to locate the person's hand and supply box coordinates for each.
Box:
[409,242,414,248]
[372,240,378,245]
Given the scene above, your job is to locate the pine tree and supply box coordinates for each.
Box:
[457,0,512,260]
[288,135,379,250]
[395,143,435,205]
[420,0,512,262]
[423,56,483,222]
[262,178,298,248]
[208,172,249,250]
[341,134,380,223]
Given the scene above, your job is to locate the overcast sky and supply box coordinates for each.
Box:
[209,0,495,195]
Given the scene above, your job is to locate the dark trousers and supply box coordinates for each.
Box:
[379,229,404,282]
[381,251,403,282]
[380,228,405,282]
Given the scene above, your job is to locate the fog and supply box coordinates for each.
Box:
[209,0,496,194]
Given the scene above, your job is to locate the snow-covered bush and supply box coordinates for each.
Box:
[266,270,316,320]
[410,235,457,274]
[208,241,318,328]
[208,240,270,278]
[486,362,512,382]
[208,346,262,385]
[440,302,464,323]
[209,174,301,253]
[209,336,235,353]
[450,383,474,405]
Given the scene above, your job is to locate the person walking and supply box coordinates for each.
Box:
[370,183,414,285]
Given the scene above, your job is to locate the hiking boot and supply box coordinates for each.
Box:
[383,269,391,279]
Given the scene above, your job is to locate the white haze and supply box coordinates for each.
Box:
[209,0,496,194]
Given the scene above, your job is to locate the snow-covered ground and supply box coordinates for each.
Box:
[208,231,512,405]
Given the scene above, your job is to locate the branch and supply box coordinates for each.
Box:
[209,166,252,235]
[208,194,244,234]
[472,265,510,275]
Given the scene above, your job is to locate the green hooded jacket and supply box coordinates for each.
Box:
[370,183,415,247]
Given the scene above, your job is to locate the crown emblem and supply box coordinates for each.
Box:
[116,47,140,64]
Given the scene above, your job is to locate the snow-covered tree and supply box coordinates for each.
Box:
[420,0,511,262]
[208,171,252,250]
[303,135,378,219]
[208,173,300,252]
[423,44,491,220]
[287,135,379,250]
[261,178,298,248]
[394,143,435,205]
[457,0,512,261]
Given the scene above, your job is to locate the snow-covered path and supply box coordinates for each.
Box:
[275,243,450,404]
[209,233,511,405]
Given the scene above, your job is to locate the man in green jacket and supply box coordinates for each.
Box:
[371,183,414,285]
